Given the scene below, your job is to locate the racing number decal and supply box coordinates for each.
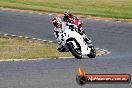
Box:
[61,34,64,38]
[60,33,66,41]
[61,33,64,41]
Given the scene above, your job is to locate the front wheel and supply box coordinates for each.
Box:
[67,42,82,59]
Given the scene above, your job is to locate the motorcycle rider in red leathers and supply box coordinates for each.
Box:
[63,11,92,45]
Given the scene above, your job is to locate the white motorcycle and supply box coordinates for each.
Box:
[56,24,96,59]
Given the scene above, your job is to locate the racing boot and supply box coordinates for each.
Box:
[57,45,66,52]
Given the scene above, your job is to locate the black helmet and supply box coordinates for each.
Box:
[64,11,69,16]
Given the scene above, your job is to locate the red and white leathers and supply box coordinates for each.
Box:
[53,22,69,52]
[71,18,83,31]
[63,12,83,30]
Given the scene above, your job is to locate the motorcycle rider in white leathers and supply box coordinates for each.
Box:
[52,16,92,52]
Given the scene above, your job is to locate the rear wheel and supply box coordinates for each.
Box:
[67,42,82,59]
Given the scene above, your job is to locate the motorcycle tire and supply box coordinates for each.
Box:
[67,42,82,59]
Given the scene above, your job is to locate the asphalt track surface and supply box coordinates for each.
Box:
[0,10,132,88]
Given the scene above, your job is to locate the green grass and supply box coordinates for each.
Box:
[0,35,102,60]
[0,35,72,59]
[0,0,132,18]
